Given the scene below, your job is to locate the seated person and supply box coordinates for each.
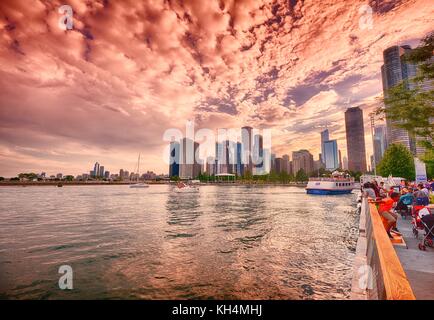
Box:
[379,182,387,198]
[363,182,376,199]
[378,192,401,239]
[414,184,429,206]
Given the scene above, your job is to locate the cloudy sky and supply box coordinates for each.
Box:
[0,0,433,176]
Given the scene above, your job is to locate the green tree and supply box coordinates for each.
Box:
[170,175,180,182]
[243,170,253,181]
[376,32,433,173]
[295,169,308,182]
[64,175,74,181]
[377,144,415,180]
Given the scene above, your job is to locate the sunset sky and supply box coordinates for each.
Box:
[0,0,433,176]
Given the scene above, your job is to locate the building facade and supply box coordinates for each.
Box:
[292,150,314,175]
[345,107,367,173]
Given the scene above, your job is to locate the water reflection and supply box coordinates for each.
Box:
[0,185,358,299]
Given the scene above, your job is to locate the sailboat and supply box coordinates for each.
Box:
[129,154,149,188]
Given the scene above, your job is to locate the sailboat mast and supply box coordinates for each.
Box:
[137,153,141,182]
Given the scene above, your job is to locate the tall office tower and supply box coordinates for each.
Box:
[342,156,348,170]
[179,138,201,179]
[206,156,216,175]
[104,171,110,179]
[93,162,100,178]
[270,153,276,172]
[119,169,124,180]
[373,125,387,166]
[381,45,418,154]
[235,142,243,176]
[292,150,314,175]
[345,107,367,173]
[323,140,339,171]
[99,166,105,178]
[241,126,253,173]
[215,140,232,174]
[274,158,284,173]
[253,134,264,175]
[169,141,180,177]
[282,154,290,174]
[320,129,329,165]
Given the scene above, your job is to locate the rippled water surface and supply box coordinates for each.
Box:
[0,185,359,299]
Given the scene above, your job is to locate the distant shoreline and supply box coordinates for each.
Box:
[0,181,309,187]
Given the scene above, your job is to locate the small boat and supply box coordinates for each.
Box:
[129,153,149,188]
[57,183,63,187]
[306,171,354,195]
[129,183,149,188]
[174,182,199,193]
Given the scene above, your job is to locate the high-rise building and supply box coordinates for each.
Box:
[323,139,339,171]
[345,107,367,173]
[282,154,290,174]
[179,138,201,179]
[253,134,264,175]
[381,45,419,155]
[241,126,253,173]
[342,156,348,170]
[206,156,216,175]
[215,140,233,174]
[93,162,100,178]
[235,142,243,176]
[169,141,180,177]
[99,165,105,178]
[270,153,276,172]
[373,125,387,166]
[292,150,314,175]
[274,157,284,174]
[320,129,329,165]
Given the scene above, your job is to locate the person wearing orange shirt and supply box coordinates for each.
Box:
[378,192,401,239]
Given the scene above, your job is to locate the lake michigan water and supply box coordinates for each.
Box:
[0,185,359,299]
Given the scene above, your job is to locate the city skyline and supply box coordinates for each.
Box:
[0,1,433,176]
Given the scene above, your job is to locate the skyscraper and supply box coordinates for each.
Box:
[274,157,283,173]
[282,154,290,174]
[169,141,180,177]
[93,162,100,178]
[381,45,418,154]
[323,140,339,171]
[253,134,264,175]
[241,126,253,173]
[320,129,329,166]
[292,150,314,175]
[179,138,201,179]
[345,107,367,173]
[373,125,387,166]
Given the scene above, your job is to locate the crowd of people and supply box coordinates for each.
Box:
[362,179,434,239]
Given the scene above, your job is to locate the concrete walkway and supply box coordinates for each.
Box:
[395,215,434,300]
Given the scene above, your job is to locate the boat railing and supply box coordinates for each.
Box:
[361,197,415,300]
[308,177,354,182]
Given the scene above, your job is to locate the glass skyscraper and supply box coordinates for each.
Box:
[381,45,418,155]
[323,139,339,171]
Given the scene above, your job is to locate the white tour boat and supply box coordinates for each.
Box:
[306,172,354,195]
